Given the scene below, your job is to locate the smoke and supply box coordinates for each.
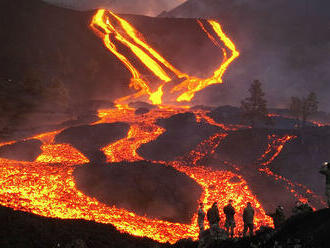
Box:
[43,0,187,16]
[165,0,330,112]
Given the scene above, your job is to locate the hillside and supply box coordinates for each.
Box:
[161,0,330,111]
[0,0,223,134]
[0,206,163,248]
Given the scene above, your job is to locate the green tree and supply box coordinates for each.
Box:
[241,80,271,127]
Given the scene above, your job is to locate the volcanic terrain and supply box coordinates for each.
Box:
[0,0,329,246]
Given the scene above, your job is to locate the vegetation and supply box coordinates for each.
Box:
[240,80,271,127]
[289,92,319,127]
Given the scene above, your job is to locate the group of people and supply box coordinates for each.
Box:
[196,161,330,240]
[197,200,255,238]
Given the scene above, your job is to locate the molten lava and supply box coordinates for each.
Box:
[0,106,274,243]
[0,9,325,245]
[90,9,239,105]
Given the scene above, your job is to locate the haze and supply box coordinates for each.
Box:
[43,0,187,16]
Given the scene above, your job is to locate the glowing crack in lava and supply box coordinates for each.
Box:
[1,9,321,244]
[90,9,239,105]
[0,107,273,243]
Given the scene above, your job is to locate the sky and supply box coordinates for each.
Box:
[43,0,187,16]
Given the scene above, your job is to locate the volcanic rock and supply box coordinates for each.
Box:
[263,208,330,248]
[211,127,329,212]
[73,161,202,223]
[54,122,130,162]
[0,139,42,162]
[138,112,222,161]
[135,107,150,115]
[214,129,275,165]
[0,206,160,248]
[208,105,317,129]
[207,105,243,126]
[269,126,330,194]
[129,101,157,110]
[162,0,330,111]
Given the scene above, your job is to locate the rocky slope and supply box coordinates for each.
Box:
[161,0,330,111]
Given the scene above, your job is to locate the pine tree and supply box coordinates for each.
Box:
[241,80,270,127]
[289,97,302,125]
[289,92,318,127]
[302,92,318,125]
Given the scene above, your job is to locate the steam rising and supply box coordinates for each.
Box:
[43,0,187,16]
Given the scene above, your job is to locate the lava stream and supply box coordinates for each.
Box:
[258,134,327,207]
[90,9,239,105]
[0,107,272,243]
[1,8,321,245]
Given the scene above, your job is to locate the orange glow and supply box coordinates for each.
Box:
[258,134,327,207]
[0,106,277,243]
[90,10,239,105]
[171,20,240,102]
[1,9,325,245]
[259,134,296,166]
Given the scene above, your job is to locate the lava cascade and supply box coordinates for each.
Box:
[90,9,239,105]
[0,9,325,244]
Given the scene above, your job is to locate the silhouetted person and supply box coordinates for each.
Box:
[223,199,236,238]
[243,202,254,237]
[292,200,313,215]
[207,202,220,238]
[267,205,285,229]
[197,202,206,232]
[320,161,330,207]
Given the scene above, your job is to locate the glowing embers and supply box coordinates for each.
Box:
[0,106,273,243]
[102,124,164,162]
[171,164,274,235]
[90,10,239,105]
[36,144,89,164]
[257,134,327,208]
[259,134,296,166]
[0,161,271,243]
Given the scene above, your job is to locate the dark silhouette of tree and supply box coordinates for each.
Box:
[240,80,271,127]
[289,92,318,127]
[302,92,318,125]
[289,97,302,124]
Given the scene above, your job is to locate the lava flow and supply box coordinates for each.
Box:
[0,106,272,243]
[1,8,322,245]
[90,9,239,105]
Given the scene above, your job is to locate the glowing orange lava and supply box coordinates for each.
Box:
[0,106,275,243]
[0,9,325,245]
[90,9,239,105]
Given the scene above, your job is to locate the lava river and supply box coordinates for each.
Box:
[0,106,275,243]
[0,9,322,244]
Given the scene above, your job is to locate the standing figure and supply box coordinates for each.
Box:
[197,202,206,232]
[292,200,313,215]
[267,205,285,229]
[320,161,330,207]
[207,202,220,238]
[243,202,254,237]
[223,199,236,238]
[292,200,303,215]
